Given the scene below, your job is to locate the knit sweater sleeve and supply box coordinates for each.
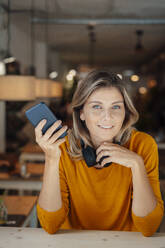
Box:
[37,145,70,234]
[131,133,164,237]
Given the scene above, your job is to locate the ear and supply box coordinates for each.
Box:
[80,110,85,121]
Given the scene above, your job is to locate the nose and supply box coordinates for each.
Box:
[101,109,113,121]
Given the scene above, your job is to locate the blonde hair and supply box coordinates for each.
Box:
[68,69,139,159]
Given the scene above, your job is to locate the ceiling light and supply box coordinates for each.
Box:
[66,74,73,81]
[49,71,58,79]
[139,87,147,94]
[69,69,76,76]
[147,79,157,88]
[131,75,139,82]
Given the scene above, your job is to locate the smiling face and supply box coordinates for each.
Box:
[80,86,126,147]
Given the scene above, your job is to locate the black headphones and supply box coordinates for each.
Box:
[81,139,120,168]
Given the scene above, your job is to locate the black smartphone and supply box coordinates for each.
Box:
[25,102,67,139]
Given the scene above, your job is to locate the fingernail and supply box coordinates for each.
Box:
[55,120,61,125]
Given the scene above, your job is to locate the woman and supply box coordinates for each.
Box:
[36,70,164,236]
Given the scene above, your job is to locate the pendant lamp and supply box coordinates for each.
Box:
[0,75,35,101]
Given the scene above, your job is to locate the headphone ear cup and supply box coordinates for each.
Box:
[81,145,97,167]
[81,139,121,168]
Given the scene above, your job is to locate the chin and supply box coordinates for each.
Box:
[96,136,114,145]
[90,129,119,145]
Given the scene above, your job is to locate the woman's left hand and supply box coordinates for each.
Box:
[96,142,142,169]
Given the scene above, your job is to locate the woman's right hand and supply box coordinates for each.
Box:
[35,119,68,159]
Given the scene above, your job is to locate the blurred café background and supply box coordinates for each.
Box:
[0,0,165,229]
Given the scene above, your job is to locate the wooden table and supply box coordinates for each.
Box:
[0,228,165,248]
[1,196,38,227]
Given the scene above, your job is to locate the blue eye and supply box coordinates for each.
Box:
[112,105,120,109]
[92,105,102,109]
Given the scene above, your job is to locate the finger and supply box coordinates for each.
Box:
[56,137,66,146]
[96,143,120,155]
[45,137,66,149]
[35,119,47,138]
[48,126,68,144]
[37,136,66,152]
[43,120,62,139]
[96,143,111,155]
[96,150,110,163]
[100,156,112,167]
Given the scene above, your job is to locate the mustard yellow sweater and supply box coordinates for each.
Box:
[37,130,164,236]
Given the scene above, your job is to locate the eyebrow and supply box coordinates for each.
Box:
[88,100,124,104]
[112,101,124,104]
